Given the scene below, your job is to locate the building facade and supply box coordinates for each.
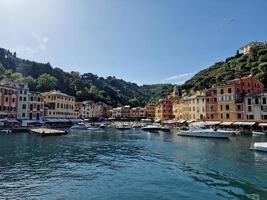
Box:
[17,81,29,120]
[206,88,218,120]
[0,79,19,119]
[144,104,155,119]
[28,92,44,120]
[42,91,77,119]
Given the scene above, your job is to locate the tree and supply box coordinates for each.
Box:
[36,73,57,92]
[25,76,36,91]
[128,97,140,107]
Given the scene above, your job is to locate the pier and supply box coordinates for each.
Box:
[30,128,68,136]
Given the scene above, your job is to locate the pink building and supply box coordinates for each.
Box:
[29,92,44,120]
[0,79,19,119]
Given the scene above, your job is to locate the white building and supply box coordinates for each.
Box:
[244,93,267,121]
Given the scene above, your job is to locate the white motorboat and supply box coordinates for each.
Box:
[250,142,267,152]
[178,127,233,139]
[141,124,161,132]
[70,123,88,130]
[116,125,131,130]
[252,131,266,136]
[0,129,12,134]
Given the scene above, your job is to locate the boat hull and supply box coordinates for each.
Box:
[178,130,231,139]
[250,142,267,152]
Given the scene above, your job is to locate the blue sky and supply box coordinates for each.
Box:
[0,0,267,85]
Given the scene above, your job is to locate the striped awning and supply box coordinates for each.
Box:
[233,121,256,126]
[258,123,267,127]
[220,121,234,126]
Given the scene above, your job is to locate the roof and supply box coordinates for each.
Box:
[205,121,222,125]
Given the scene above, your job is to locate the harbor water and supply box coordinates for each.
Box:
[0,129,267,200]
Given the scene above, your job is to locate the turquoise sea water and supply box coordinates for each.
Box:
[0,129,267,200]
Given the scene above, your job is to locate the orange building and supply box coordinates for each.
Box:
[145,104,155,118]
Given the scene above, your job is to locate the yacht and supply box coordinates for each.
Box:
[142,124,161,132]
[250,142,267,152]
[160,126,171,132]
[178,126,233,139]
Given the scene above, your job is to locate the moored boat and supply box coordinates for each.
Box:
[250,142,267,152]
[178,127,233,139]
[116,125,131,130]
[252,131,266,136]
[142,124,161,132]
[0,129,12,134]
[160,126,171,132]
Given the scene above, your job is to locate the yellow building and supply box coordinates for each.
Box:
[173,98,190,120]
[42,90,77,119]
[217,83,236,121]
[144,104,155,118]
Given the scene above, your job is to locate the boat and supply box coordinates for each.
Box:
[69,123,88,130]
[116,125,131,130]
[178,126,233,139]
[99,124,106,129]
[250,142,267,152]
[252,131,266,136]
[0,129,12,134]
[141,124,161,132]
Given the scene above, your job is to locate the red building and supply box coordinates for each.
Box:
[233,75,264,120]
[29,92,44,120]
[206,87,218,120]
[0,79,19,119]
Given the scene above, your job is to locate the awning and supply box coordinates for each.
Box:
[220,122,234,126]
[69,119,82,123]
[178,119,186,123]
[6,119,19,123]
[233,121,256,126]
[205,121,221,125]
[186,120,194,123]
[258,123,267,127]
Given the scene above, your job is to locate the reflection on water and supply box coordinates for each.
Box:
[0,129,267,200]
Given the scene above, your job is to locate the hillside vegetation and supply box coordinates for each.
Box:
[0,48,173,106]
[184,44,267,90]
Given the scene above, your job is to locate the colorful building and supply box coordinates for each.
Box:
[244,93,267,121]
[28,91,44,120]
[206,87,218,120]
[187,90,206,121]
[144,104,155,119]
[0,78,19,119]
[42,90,77,119]
[217,76,264,121]
[17,81,29,120]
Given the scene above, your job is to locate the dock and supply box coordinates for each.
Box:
[30,128,68,136]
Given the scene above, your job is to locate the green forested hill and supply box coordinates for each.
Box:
[183,44,267,90]
[0,47,173,106]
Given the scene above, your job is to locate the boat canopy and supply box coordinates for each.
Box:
[220,122,234,126]
[233,121,256,126]
[258,123,267,127]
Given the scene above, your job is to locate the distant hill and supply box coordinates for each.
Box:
[0,47,173,107]
[183,43,267,90]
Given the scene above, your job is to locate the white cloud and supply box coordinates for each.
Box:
[165,72,195,81]
[15,33,49,54]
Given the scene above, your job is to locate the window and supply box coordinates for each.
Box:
[248,106,252,112]
[255,97,259,104]
[228,88,232,93]
[220,105,223,111]
[221,114,223,119]
[247,115,254,120]
[248,98,252,105]
[226,105,230,110]
[22,104,26,109]
[263,97,267,104]
[214,97,217,102]
[23,97,26,101]
[226,113,230,119]
[237,113,242,119]
[207,98,209,103]
[237,105,241,110]
[220,89,224,94]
